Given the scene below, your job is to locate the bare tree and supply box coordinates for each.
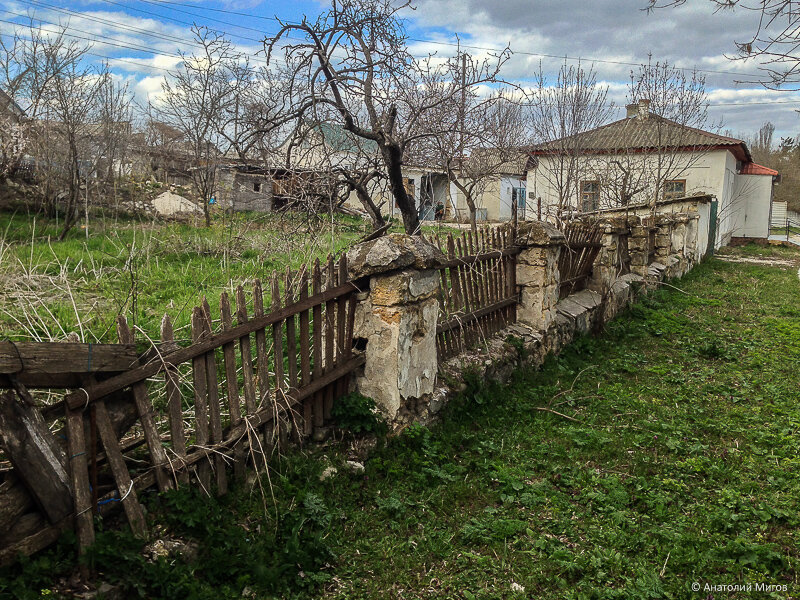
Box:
[158,26,245,227]
[266,0,510,235]
[606,59,714,210]
[646,1,800,89]
[527,61,613,220]
[423,66,529,232]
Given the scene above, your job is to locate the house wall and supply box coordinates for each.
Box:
[527,148,774,248]
[730,174,773,239]
[216,170,272,212]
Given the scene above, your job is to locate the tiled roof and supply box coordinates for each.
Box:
[530,114,751,161]
[740,162,778,176]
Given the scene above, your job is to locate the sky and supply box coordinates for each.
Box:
[3,0,800,145]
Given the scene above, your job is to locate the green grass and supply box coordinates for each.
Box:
[0,210,464,343]
[2,246,799,599]
[0,210,370,342]
[313,249,800,599]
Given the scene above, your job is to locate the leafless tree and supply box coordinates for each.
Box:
[603,59,715,210]
[266,0,511,235]
[646,0,800,89]
[157,26,246,227]
[527,61,613,219]
[422,60,529,232]
[6,25,112,238]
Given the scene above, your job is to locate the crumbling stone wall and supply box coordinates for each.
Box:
[344,210,703,427]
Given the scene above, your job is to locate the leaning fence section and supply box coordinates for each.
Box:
[0,254,362,563]
[558,222,603,299]
[425,227,519,361]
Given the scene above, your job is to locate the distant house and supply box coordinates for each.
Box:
[448,150,529,222]
[526,99,779,246]
[281,121,450,221]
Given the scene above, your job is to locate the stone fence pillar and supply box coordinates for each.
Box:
[346,234,445,422]
[654,215,673,263]
[514,222,565,332]
[629,219,651,277]
[589,217,630,292]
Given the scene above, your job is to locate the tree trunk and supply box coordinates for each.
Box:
[354,185,385,230]
[380,143,420,235]
[464,193,478,235]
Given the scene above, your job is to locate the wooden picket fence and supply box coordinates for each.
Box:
[424,227,519,361]
[0,255,362,562]
[558,222,603,299]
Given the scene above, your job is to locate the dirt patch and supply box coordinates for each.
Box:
[716,255,799,268]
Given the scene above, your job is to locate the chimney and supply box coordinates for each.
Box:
[638,98,651,119]
[626,103,638,118]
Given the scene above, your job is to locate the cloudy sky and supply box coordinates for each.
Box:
[3,0,800,143]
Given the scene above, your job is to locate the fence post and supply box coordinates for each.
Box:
[515,222,565,332]
[347,234,445,422]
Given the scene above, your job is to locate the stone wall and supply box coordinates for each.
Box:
[344,209,705,426]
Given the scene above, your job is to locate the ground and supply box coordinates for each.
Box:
[2,243,798,599]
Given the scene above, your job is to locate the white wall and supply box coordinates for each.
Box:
[527,149,732,220]
[730,174,773,239]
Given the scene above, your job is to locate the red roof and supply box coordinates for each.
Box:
[740,162,778,176]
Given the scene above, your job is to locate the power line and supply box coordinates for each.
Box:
[0,12,182,57]
[0,19,172,71]
[133,0,767,80]
[5,0,800,104]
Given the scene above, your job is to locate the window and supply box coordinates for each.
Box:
[581,180,600,212]
[253,181,261,193]
[664,179,686,199]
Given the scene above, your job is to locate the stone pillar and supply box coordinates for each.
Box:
[515,222,564,332]
[346,234,445,421]
[629,220,650,277]
[590,217,629,291]
[671,215,689,275]
[654,216,672,263]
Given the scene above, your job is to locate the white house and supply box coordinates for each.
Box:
[526,99,779,247]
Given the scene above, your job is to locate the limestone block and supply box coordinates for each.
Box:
[547,312,575,355]
[347,234,446,280]
[354,296,438,420]
[619,273,645,286]
[370,269,439,306]
[516,221,565,246]
[655,234,671,248]
[556,297,591,334]
[571,289,603,311]
[516,261,547,287]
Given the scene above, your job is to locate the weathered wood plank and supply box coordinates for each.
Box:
[220,292,245,480]
[117,317,173,494]
[190,308,211,492]
[252,280,270,410]
[201,301,226,496]
[323,256,336,420]
[160,315,188,485]
[0,391,72,524]
[64,405,95,558]
[311,260,324,429]
[271,275,285,399]
[298,270,312,435]
[93,401,147,537]
[235,287,257,415]
[0,342,138,377]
